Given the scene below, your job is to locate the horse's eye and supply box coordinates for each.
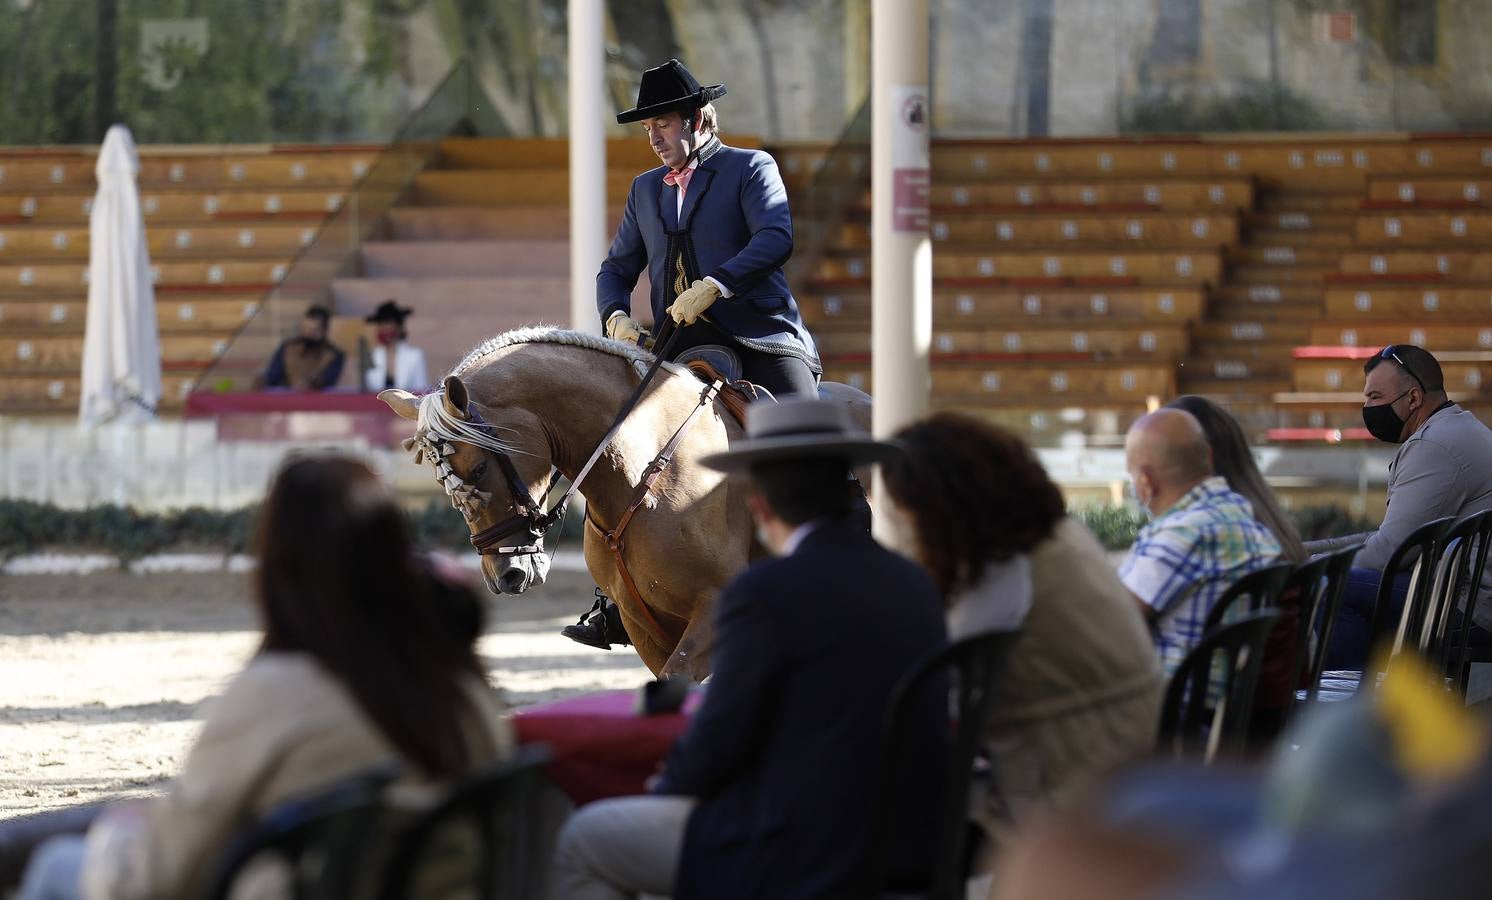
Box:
[470,462,488,481]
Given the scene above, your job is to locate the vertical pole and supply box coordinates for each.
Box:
[870,0,931,545]
[569,0,607,334]
[95,0,118,140]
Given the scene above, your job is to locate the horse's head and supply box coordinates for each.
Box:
[382,374,557,596]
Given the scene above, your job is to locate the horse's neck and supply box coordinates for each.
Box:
[490,346,665,522]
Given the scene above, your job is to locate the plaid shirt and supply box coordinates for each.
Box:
[1119,476,1282,676]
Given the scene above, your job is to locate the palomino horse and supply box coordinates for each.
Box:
[381,326,869,680]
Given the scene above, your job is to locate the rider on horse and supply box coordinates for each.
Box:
[564,58,823,650]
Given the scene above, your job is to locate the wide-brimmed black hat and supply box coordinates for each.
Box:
[365,300,412,324]
[700,398,899,473]
[616,59,727,125]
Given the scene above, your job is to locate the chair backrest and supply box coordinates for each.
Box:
[1278,552,1332,718]
[1157,610,1281,763]
[1301,542,1366,703]
[1409,530,1473,663]
[859,631,1018,900]
[1201,562,1294,635]
[201,767,398,900]
[1366,516,1455,653]
[1448,509,1492,691]
[377,744,553,900]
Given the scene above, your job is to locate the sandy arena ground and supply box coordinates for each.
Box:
[0,566,651,819]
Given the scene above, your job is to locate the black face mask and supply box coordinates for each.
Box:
[1362,389,1411,443]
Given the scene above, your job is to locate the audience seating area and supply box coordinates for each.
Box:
[771,134,1492,448]
[8,131,1492,443]
[0,145,373,413]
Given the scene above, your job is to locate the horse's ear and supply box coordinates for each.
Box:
[379,389,420,421]
[442,375,470,420]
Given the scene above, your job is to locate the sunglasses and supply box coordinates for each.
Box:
[1380,345,1427,393]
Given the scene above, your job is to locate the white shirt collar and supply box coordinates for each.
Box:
[782,519,825,557]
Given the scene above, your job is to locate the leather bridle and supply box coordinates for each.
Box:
[459,405,568,557]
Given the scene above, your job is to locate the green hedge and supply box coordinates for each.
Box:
[0,499,1373,562]
[0,499,521,563]
[1074,504,1377,551]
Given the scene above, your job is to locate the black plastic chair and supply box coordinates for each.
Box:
[1200,562,1294,634]
[378,743,553,900]
[1365,516,1456,658]
[1430,510,1492,691]
[1157,610,1281,763]
[858,631,1019,900]
[1297,542,1365,705]
[1274,552,1330,723]
[201,767,398,900]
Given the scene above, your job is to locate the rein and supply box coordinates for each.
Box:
[464,319,684,558]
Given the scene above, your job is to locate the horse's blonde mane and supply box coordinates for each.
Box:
[452,324,653,376]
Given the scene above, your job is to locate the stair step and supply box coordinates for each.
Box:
[1176,369,1294,395]
[1243,211,1357,231]
[1228,264,1334,284]
[1213,284,1323,305]
[359,240,567,278]
[1194,320,1313,343]
[1256,192,1363,212]
[1229,246,1342,267]
[384,206,624,241]
[1244,228,1354,248]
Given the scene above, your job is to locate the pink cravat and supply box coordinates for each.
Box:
[663,167,694,194]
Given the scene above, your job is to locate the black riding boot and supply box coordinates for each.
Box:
[561,590,632,649]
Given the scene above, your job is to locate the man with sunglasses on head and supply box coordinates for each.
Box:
[1314,344,1492,669]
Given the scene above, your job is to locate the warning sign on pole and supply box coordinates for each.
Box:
[890,84,930,233]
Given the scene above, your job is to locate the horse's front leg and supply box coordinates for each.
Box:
[659,594,715,681]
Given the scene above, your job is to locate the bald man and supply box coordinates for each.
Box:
[1119,409,1282,676]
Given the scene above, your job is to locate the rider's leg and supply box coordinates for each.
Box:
[737,349,818,398]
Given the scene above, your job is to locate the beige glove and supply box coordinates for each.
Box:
[666,279,722,325]
[605,311,645,345]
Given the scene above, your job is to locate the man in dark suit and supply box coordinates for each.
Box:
[569,58,825,650]
[550,399,949,900]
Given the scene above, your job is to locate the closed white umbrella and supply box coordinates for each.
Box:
[79,124,161,425]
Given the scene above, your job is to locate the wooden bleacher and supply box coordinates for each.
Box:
[771,133,1492,447]
[0,145,372,414]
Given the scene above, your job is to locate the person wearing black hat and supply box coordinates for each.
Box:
[361,300,430,392]
[1311,344,1492,669]
[567,59,825,651]
[259,305,345,390]
[551,399,947,900]
[599,58,820,392]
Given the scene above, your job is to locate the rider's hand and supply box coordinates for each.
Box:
[666,279,721,325]
[605,311,645,345]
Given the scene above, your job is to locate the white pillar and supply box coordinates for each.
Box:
[871,0,932,544]
[569,0,607,334]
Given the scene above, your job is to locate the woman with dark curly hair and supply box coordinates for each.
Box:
[881,412,1161,842]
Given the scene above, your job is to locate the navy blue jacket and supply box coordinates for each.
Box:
[654,520,948,899]
[597,138,821,371]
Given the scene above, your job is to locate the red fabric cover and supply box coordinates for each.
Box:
[513,690,695,805]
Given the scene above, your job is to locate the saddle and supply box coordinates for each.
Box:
[675,343,771,427]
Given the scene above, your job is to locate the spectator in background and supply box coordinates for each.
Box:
[880,412,1161,848]
[259,304,345,390]
[1313,345,1492,670]
[551,399,946,900]
[362,300,430,392]
[17,456,512,900]
[1168,395,1306,737]
[1120,408,1282,676]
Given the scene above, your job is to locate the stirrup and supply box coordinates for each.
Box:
[573,588,609,625]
